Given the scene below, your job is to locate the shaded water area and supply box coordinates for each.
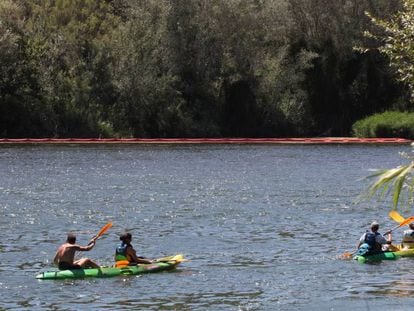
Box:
[1,144,414,310]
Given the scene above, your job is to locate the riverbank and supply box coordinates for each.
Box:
[0,137,412,144]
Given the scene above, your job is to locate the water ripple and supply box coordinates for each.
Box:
[0,144,412,310]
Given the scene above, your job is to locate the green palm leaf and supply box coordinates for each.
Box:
[368,163,414,209]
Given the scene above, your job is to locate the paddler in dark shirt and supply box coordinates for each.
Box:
[356,221,392,255]
[114,232,153,267]
[53,233,100,270]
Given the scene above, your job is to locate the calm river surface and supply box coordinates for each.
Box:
[1,144,414,310]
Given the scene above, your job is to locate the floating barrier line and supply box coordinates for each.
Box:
[0,138,412,145]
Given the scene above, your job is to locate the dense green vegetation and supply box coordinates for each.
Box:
[0,0,410,138]
[352,111,414,139]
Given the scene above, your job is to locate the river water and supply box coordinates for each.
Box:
[1,144,414,310]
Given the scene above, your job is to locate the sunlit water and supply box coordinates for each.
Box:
[1,144,414,310]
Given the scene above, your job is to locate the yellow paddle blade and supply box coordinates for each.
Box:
[156,254,186,263]
[389,210,405,223]
[171,254,184,261]
[96,222,113,238]
[156,255,174,262]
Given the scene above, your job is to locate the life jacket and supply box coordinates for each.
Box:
[115,243,130,267]
[364,231,381,251]
[355,243,371,256]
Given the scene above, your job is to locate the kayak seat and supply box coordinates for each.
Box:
[114,260,130,268]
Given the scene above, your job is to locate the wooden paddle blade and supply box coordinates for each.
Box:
[96,222,113,238]
[389,210,405,223]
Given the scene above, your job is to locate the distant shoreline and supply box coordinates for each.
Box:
[0,138,412,145]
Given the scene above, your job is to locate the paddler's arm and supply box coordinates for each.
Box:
[53,245,63,265]
[77,237,97,252]
[356,233,365,251]
[135,257,153,264]
[355,241,362,253]
[386,232,392,243]
[127,248,153,264]
[383,230,392,243]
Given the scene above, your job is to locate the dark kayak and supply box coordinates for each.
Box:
[36,254,185,280]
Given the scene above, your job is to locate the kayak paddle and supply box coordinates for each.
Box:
[95,222,113,239]
[386,216,414,234]
[156,254,187,263]
[389,210,405,223]
[341,251,355,259]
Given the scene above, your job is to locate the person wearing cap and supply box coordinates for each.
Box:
[356,221,392,255]
[401,223,414,249]
[114,232,153,267]
[53,233,100,270]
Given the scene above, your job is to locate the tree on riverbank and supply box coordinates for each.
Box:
[366,0,414,102]
[0,0,409,138]
[364,0,414,210]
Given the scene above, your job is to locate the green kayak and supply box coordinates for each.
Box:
[36,254,185,280]
[354,247,414,263]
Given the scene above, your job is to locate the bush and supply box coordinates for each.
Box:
[352,111,414,139]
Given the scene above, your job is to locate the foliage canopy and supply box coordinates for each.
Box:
[0,0,409,138]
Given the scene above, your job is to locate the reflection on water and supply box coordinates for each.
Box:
[347,264,414,299]
[369,278,414,298]
[1,144,414,310]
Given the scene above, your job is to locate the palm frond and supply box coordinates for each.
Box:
[367,163,414,209]
[369,166,407,192]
